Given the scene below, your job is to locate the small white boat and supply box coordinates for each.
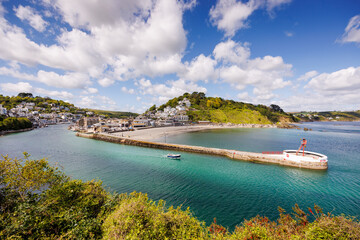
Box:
[167,154,181,159]
[282,150,328,163]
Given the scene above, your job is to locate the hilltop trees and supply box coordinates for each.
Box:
[17,93,34,98]
[270,104,284,113]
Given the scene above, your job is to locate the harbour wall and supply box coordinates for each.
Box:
[76,132,328,170]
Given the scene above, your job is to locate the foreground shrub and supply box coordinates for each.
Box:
[102,192,206,240]
[304,215,360,240]
[0,154,119,239]
[1,155,359,239]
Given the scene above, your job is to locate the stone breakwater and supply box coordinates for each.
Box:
[76,132,328,170]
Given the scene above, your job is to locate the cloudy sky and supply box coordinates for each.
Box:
[0,0,359,112]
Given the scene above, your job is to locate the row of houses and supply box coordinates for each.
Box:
[71,117,131,133]
[145,98,191,123]
[0,102,82,127]
[69,98,193,133]
[73,114,190,134]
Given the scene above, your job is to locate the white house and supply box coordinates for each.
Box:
[0,104,7,115]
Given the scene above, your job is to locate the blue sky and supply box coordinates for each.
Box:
[0,0,359,112]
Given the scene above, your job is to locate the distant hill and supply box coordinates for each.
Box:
[147,92,297,124]
[293,111,360,122]
[86,109,138,118]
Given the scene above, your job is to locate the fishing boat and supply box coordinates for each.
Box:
[167,154,181,159]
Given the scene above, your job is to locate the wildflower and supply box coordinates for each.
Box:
[308,208,313,214]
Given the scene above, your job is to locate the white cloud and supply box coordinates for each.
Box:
[210,0,257,37]
[47,0,153,29]
[252,87,277,101]
[77,96,96,107]
[0,2,5,17]
[209,0,291,37]
[0,66,91,89]
[265,0,291,12]
[339,15,360,44]
[307,66,360,93]
[297,70,318,81]
[37,71,91,89]
[216,40,292,91]
[35,88,74,99]
[121,86,135,94]
[83,87,98,94]
[213,40,250,65]
[0,81,73,99]
[77,95,117,110]
[14,5,48,32]
[180,54,217,82]
[0,0,191,83]
[237,91,250,101]
[1,81,33,93]
[277,66,360,111]
[98,78,115,87]
[137,78,207,102]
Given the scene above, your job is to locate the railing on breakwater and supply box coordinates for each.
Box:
[76,132,328,170]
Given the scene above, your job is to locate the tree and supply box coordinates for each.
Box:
[0,153,66,202]
[270,104,284,113]
[17,93,33,98]
[149,105,156,112]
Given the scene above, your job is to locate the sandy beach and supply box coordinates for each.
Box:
[109,124,276,141]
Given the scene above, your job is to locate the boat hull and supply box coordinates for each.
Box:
[167,154,181,159]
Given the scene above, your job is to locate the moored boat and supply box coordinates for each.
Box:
[167,154,181,159]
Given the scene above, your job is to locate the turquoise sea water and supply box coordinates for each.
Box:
[1,122,359,229]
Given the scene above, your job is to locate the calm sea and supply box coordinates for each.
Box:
[1,122,359,229]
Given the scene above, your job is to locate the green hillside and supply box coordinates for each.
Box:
[154,92,297,124]
[0,93,138,118]
[86,109,138,118]
[0,93,77,113]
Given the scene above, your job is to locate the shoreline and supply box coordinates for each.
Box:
[0,127,34,136]
[110,124,277,141]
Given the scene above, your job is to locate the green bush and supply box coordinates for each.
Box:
[0,117,32,131]
[102,192,206,240]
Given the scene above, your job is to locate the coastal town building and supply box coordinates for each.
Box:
[77,117,100,130]
[70,117,132,133]
[145,98,191,126]
[2,101,83,127]
[0,104,7,115]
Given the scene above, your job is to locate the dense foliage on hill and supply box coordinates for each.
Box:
[0,117,32,131]
[156,92,297,124]
[86,109,138,119]
[1,154,359,239]
[0,93,77,113]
